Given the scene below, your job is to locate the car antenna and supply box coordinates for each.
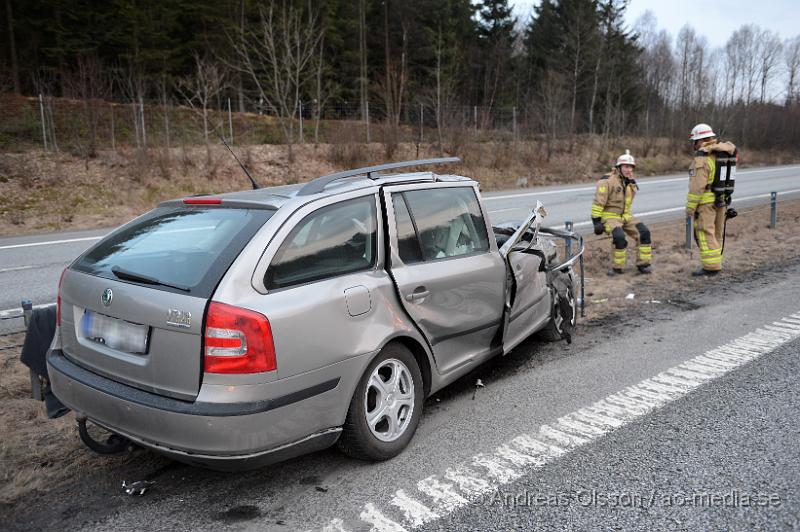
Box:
[218,132,261,190]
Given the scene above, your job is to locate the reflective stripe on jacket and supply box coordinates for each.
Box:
[592,168,638,222]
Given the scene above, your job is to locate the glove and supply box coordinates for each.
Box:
[592,218,604,235]
[726,207,738,219]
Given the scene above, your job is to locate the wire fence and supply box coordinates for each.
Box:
[0,94,533,154]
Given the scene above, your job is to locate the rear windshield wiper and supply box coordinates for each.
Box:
[111,266,191,292]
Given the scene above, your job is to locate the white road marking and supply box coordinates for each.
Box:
[0,265,39,273]
[483,166,800,203]
[323,314,800,531]
[359,504,407,532]
[488,188,800,221]
[390,491,439,528]
[0,235,104,251]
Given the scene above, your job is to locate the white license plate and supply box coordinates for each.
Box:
[80,311,149,354]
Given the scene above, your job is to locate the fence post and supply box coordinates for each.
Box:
[139,97,147,147]
[770,191,777,228]
[512,106,517,141]
[365,101,371,144]
[685,215,693,250]
[299,101,304,144]
[419,103,424,144]
[565,221,573,258]
[38,94,48,152]
[227,98,233,145]
[473,105,478,132]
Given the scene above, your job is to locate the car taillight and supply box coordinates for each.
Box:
[57,268,67,326]
[203,302,276,374]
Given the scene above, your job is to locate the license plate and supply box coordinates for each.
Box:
[80,310,149,354]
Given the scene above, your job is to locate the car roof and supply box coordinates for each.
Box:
[160,158,472,211]
[162,173,473,213]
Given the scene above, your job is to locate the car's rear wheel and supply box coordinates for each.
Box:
[338,343,424,461]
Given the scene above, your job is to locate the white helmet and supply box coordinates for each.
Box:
[690,123,716,141]
[615,149,635,167]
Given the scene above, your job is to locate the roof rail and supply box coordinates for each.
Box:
[297,157,461,196]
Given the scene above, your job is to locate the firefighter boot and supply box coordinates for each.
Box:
[691,267,720,277]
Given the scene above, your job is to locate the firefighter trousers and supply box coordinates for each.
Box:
[694,204,725,271]
[604,217,652,269]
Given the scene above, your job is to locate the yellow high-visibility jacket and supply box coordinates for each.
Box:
[591,168,638,222]
[686,140,737,211]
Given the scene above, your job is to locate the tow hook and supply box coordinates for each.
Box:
[77,416,132,454]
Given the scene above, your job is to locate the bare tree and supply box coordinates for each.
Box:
[675,25,708,110]
[785,36,800,105]
[379,0,409,156]
[62,55,108,163]
[358,0,368,131]
[119,63,148,149]
[175,54,227,165]
[635,10,675,149]
[230,2,322,163]
[4,0,20,94]
[537,70,568,160]
[755,29,782,103]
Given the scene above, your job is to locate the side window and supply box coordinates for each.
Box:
[265,197,377,290]
[402,187,489,261]
[392,193,423,264]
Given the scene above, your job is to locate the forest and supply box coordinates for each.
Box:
[2,0,800,155]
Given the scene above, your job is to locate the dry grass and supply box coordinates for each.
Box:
[1,137,797,237]
[1,199,799,505]
[578,198,800,318]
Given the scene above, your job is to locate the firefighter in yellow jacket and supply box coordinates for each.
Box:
[591,150,652,276]
[686,123,738,277]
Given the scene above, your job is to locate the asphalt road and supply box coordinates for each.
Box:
[1,163,799,324]
[429,339,800,531]
[5,255,800,531]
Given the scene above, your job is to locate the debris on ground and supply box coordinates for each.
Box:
[472,379,485,400]
[625,293,635,300]
[121,480,156,496]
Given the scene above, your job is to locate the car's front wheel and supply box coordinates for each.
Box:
[338,343,424,461]
[537,276,577,342]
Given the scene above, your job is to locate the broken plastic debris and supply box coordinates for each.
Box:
[625,293,635,300]
[646,299,662,304]
[122,480,155,496]
[590,298,608,304]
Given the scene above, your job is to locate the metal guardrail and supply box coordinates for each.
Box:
[684,190,786,249]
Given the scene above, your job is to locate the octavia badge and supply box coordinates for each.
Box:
[102,288,113,307]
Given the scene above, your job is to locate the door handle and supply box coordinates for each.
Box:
[406,287,430,302]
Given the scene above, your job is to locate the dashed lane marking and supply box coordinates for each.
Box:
[322,312,800,531]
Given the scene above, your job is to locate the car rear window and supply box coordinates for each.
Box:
[72,206,274,297]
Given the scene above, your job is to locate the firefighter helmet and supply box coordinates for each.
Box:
[690,123,716,141]
[615,149,635,167]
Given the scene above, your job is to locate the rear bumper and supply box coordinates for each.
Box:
[48,349,368,470]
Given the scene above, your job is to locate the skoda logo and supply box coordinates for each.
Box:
[101,288,113,307]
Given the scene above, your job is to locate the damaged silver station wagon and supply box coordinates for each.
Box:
[47,157,584,470]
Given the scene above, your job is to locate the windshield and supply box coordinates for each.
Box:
[73,206,274,297]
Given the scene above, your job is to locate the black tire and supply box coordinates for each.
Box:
[337,343,424,461]
[537,278,577,342]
